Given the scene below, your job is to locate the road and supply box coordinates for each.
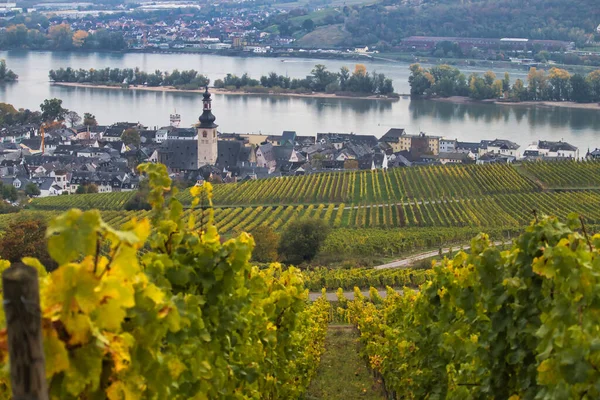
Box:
[373,240,504,270]
[308,240,505,300]
[308,289,398,301]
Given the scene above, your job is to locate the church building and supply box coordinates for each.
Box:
[157,87,219,172]
[197,87,218,167]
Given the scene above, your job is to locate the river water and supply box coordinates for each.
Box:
[1,50,599,151]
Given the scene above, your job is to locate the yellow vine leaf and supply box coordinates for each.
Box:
[44,329,69,377]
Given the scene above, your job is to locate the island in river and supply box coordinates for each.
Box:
[50,82,401,101]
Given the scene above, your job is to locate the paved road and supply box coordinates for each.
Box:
[308,289,397,301]
[308,241,506,300]
[373,240,504,270]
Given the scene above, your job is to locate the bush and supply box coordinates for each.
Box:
[278,218,330,265]
[0,218,56,271]
[249,225,280,263]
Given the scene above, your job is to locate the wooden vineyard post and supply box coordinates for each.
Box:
[2,263,48,400]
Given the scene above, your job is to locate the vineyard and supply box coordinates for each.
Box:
[303,266,432,291]
[341,216,600,398]
[19,191,600,230]
[0,164,331,399]
[29,163,541,211]
[519,159,600,189]
[186,163,538,205]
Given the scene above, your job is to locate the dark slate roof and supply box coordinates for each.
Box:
[317,133,378,147]
[104,127,125,137]
[538,140,577,152]
[216,141,242,170]
[438,152,469,161]
[281,131,296,144]
[273,146,293,162]
[456,141,482,152]
[487,139,520,150]
[174,128,196,138]
[20,138,42,150]
[159,140,198,171]
[380,128,406,143]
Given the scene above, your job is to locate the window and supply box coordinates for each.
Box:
[203,131,207,138]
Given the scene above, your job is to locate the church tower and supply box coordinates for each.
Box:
[197,87,218,167]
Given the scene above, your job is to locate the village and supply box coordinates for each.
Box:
[0,88,589,198]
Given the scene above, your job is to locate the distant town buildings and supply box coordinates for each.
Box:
[0,87,584,197]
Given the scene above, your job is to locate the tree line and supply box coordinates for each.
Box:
[409,64,600,103]
[0,21,126,51]
[214,64,395,95]
[48,67,210,90]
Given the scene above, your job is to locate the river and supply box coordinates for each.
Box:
[0,50,599,151]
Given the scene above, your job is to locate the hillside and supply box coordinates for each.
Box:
[340,0,599,46]
[19,160,600,264]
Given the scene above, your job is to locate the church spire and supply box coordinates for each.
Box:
[199,87,218,128]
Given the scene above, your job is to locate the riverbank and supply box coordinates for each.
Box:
[429,96,600,110]
[51,82,400,101]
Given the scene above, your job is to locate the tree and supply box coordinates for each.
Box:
[302,18,315,32]
[24,182,40,197]
[339,66,350,91]
[547,67,571,101]
[278,218,330,265]
[511,78,527,101]
[121,128,141,147]
[1,184,17,202]
[40,98,67,121]
[527,67,547,101]
[570,74,591,103]
[0,59,17,81]
[72,30,89,47]
[310,64,336,92]
[408,64,434,96]
[0,218,56,271]
[76,183,99,194]
[65,110,81,127]
[83,112,97,126]
[249,226,280,263]
[48,23,73,50]
[502,72,511,94]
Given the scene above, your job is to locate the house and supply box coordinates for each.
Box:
[239,133,269,146]
[485,139,520,158]
[456,141,486,159]
[586,148,600,160]
[537,140,578,159]
[317,133,379,149]
[281,131,296,146]
[266,135,283,146]
[255,142,276,173]
[155,126,172,143]
[439,138,457,153]
[216,140,252,171]
[437,152,470,164]
[38,177,63,197]
[157,140,200,172]
[379,128,408,152]
[477,152,516,164]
